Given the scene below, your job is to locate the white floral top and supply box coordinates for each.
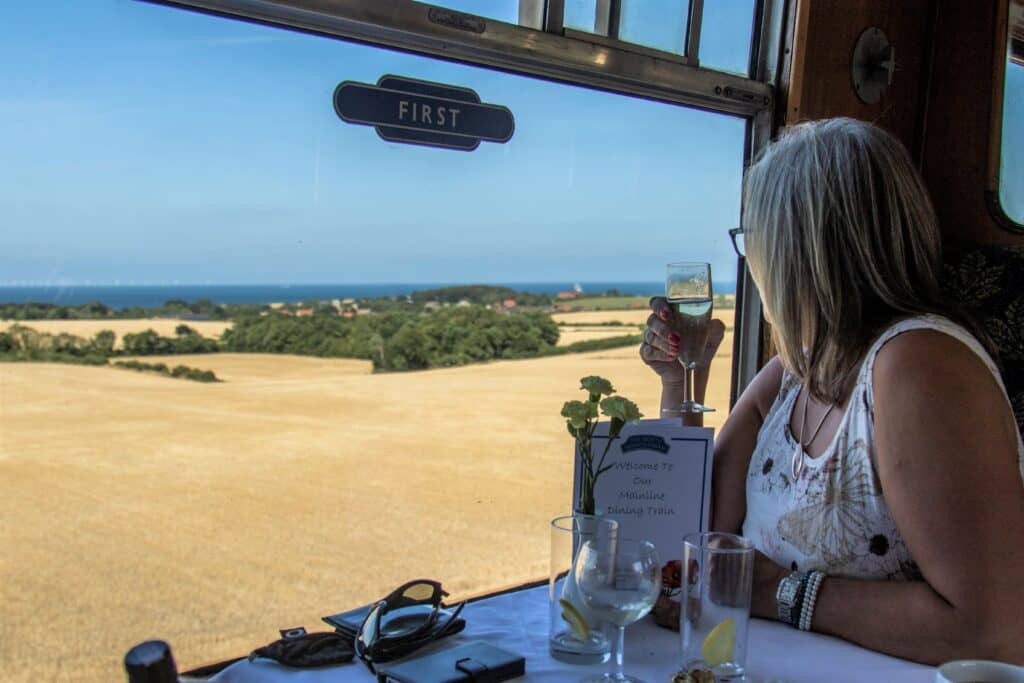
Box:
[742,316,1024,580]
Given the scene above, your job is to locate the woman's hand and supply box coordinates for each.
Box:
[750,550,788,621]
[641,296,726,425]
[640,297,726,385]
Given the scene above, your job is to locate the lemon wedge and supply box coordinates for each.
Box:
[701,618,736,666]
[559,598,590,640]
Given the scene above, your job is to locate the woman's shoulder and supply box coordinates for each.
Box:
[870,316,1003,404]
[871,323,1023,470]
[864,315,989,371]
[873,324,983,378]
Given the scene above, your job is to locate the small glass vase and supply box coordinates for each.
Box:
[548,514,618,665]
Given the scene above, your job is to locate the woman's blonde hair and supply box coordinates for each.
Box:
[743,118,952,404]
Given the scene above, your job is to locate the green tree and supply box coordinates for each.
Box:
[369,332,385,368]
[122,330,167,355]
[90,330,116,356]
[385,323,433,370]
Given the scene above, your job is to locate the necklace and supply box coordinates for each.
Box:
[791,390,836,480]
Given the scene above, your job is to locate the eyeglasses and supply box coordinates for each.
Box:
[729,226,745,258]
[353,579,465,673]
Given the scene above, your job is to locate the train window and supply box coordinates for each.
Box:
[563,0,756,75]
[617,1,690,56]
[564,0,599,33]
[998,0,1024,226]
[698,0,757,75]
[0,1,746,679]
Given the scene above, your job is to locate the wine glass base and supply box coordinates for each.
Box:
[680,401,715,414]
[580,674,649,683]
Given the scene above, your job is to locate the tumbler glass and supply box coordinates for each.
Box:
[549,514,618,664]
[680,532,754,681]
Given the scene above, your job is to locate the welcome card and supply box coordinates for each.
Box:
[573,419,714,596]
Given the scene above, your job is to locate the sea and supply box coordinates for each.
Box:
[0,282,737,310]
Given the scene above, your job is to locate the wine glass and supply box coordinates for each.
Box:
[665,262,714,414]
[573,538,661,683]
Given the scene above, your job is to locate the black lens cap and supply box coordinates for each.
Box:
[124,640,177,683]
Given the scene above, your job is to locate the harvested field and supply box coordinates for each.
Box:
[554,308,734,330]
[0,317,733,682]
[555,326,642,346]
[553,310,653,326]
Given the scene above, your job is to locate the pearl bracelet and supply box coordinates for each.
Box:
[798,571,825,631]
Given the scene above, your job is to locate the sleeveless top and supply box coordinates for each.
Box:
[742,315,1024,581]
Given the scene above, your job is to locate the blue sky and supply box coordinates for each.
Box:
[0,0,754,286]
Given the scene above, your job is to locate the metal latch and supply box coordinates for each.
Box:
[851,27,900,104]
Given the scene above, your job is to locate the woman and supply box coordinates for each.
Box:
[641,118,1024,664]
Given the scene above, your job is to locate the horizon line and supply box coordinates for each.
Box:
[0,279,738,288]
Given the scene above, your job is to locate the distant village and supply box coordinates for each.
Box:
[262,288,624,319]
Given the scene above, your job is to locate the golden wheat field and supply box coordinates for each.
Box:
[551,310,653,326]
[0,309,733,682]
[555,325,643,345]
[1,319,230,348]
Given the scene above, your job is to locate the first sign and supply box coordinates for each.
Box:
[333,75,515,151]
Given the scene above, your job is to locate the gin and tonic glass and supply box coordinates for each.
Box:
[681,532,754,681]
[550,515,619,664]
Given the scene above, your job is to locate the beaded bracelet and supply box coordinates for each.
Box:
[798,571,826,631]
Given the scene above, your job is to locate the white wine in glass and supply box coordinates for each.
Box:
[575,538,661,683]
[666,262,714,414]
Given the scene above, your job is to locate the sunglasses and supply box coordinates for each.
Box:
[353,579,465,673]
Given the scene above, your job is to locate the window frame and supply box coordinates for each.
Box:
[141,0,786,399]
[987,0,1024,233]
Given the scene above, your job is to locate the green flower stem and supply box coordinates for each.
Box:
[592,417,624,479]
[577,427,596,514]
[590,436,614,487]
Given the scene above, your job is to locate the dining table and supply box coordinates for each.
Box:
[200,582,936,683]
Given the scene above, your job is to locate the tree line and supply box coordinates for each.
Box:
[0,299,249,321]
[114,360,219,382]
[0,325,220,381]
[2,304,643,374]
[0,324,218,363]
[223,307,562,371]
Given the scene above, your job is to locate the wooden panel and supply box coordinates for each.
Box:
[783,0,933,152]
[920,0,1024,246]
[758,0,1024,368]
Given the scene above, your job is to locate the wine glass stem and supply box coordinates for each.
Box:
[685,362,697,410]
[611,624,626,680]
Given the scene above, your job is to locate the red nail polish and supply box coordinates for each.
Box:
[669,333,680,343]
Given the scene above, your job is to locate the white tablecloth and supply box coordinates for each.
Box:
[207,585,934,682]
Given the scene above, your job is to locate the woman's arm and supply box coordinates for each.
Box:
[709,357,783,534]
[754,330,1024,664]
[640,297,785,534]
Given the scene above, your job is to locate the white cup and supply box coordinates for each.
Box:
[936,659,1024,683]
